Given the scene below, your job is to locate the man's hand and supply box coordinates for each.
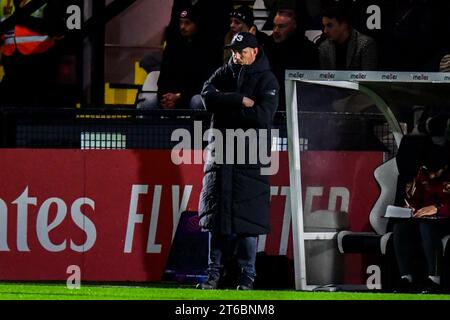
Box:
[242,97,255,108]
[160,93,181,109]
[413,205,438,218]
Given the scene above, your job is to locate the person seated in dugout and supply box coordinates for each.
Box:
[150,6,223,110]
[223,5,270,63]
[392,142,450,293]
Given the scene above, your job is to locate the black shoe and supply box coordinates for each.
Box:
[196,277,219,290]
[421,278,443,294]
[395,277,417,293]
[237,274,254,291]
[237,283,253,290]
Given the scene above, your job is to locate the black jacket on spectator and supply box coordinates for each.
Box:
[255,30,271,49]
[318,29,378,71]
[167,0,232,46]
[199,49,279,235]
[157,34,222,109]
[265,32,319,110]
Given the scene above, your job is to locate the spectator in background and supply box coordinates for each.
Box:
[155,6,222,109]
[265,9,319,111]
[167,0,232,48]
[318,5,377,70]
[0,0,66,107]
[263,0,318,32]
[223,5,270,63]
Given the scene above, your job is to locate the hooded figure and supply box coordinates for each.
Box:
[196,32,279,290]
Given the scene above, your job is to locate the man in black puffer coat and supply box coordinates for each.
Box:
[196,32,279,290]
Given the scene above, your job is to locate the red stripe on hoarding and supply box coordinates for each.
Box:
[0,149,382,282]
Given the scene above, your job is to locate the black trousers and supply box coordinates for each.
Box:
[393,218,450,278]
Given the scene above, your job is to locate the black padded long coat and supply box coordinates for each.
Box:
[198,49,279,236]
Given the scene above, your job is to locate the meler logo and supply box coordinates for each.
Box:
[412,74,429,81]
[0,187,96,253]
[350,73,367,80]
[319,72,335,80]
[381,73,398,80]
[288,72,304,79]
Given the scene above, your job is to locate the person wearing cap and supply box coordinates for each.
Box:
[167,0,232,45]
[197,32,279,290]
[223,5,270,63]
[392,142,450,293]
[155,6,222,109]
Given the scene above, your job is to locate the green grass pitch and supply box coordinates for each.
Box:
[0,282,450,300]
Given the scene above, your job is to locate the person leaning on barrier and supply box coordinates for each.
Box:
[318,4,377,71]
[393,143,450,294]
[196,32,279,290]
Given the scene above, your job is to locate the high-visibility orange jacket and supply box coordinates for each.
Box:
[1,0,54,56]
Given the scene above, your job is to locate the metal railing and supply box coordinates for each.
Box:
[0,107,395,156]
